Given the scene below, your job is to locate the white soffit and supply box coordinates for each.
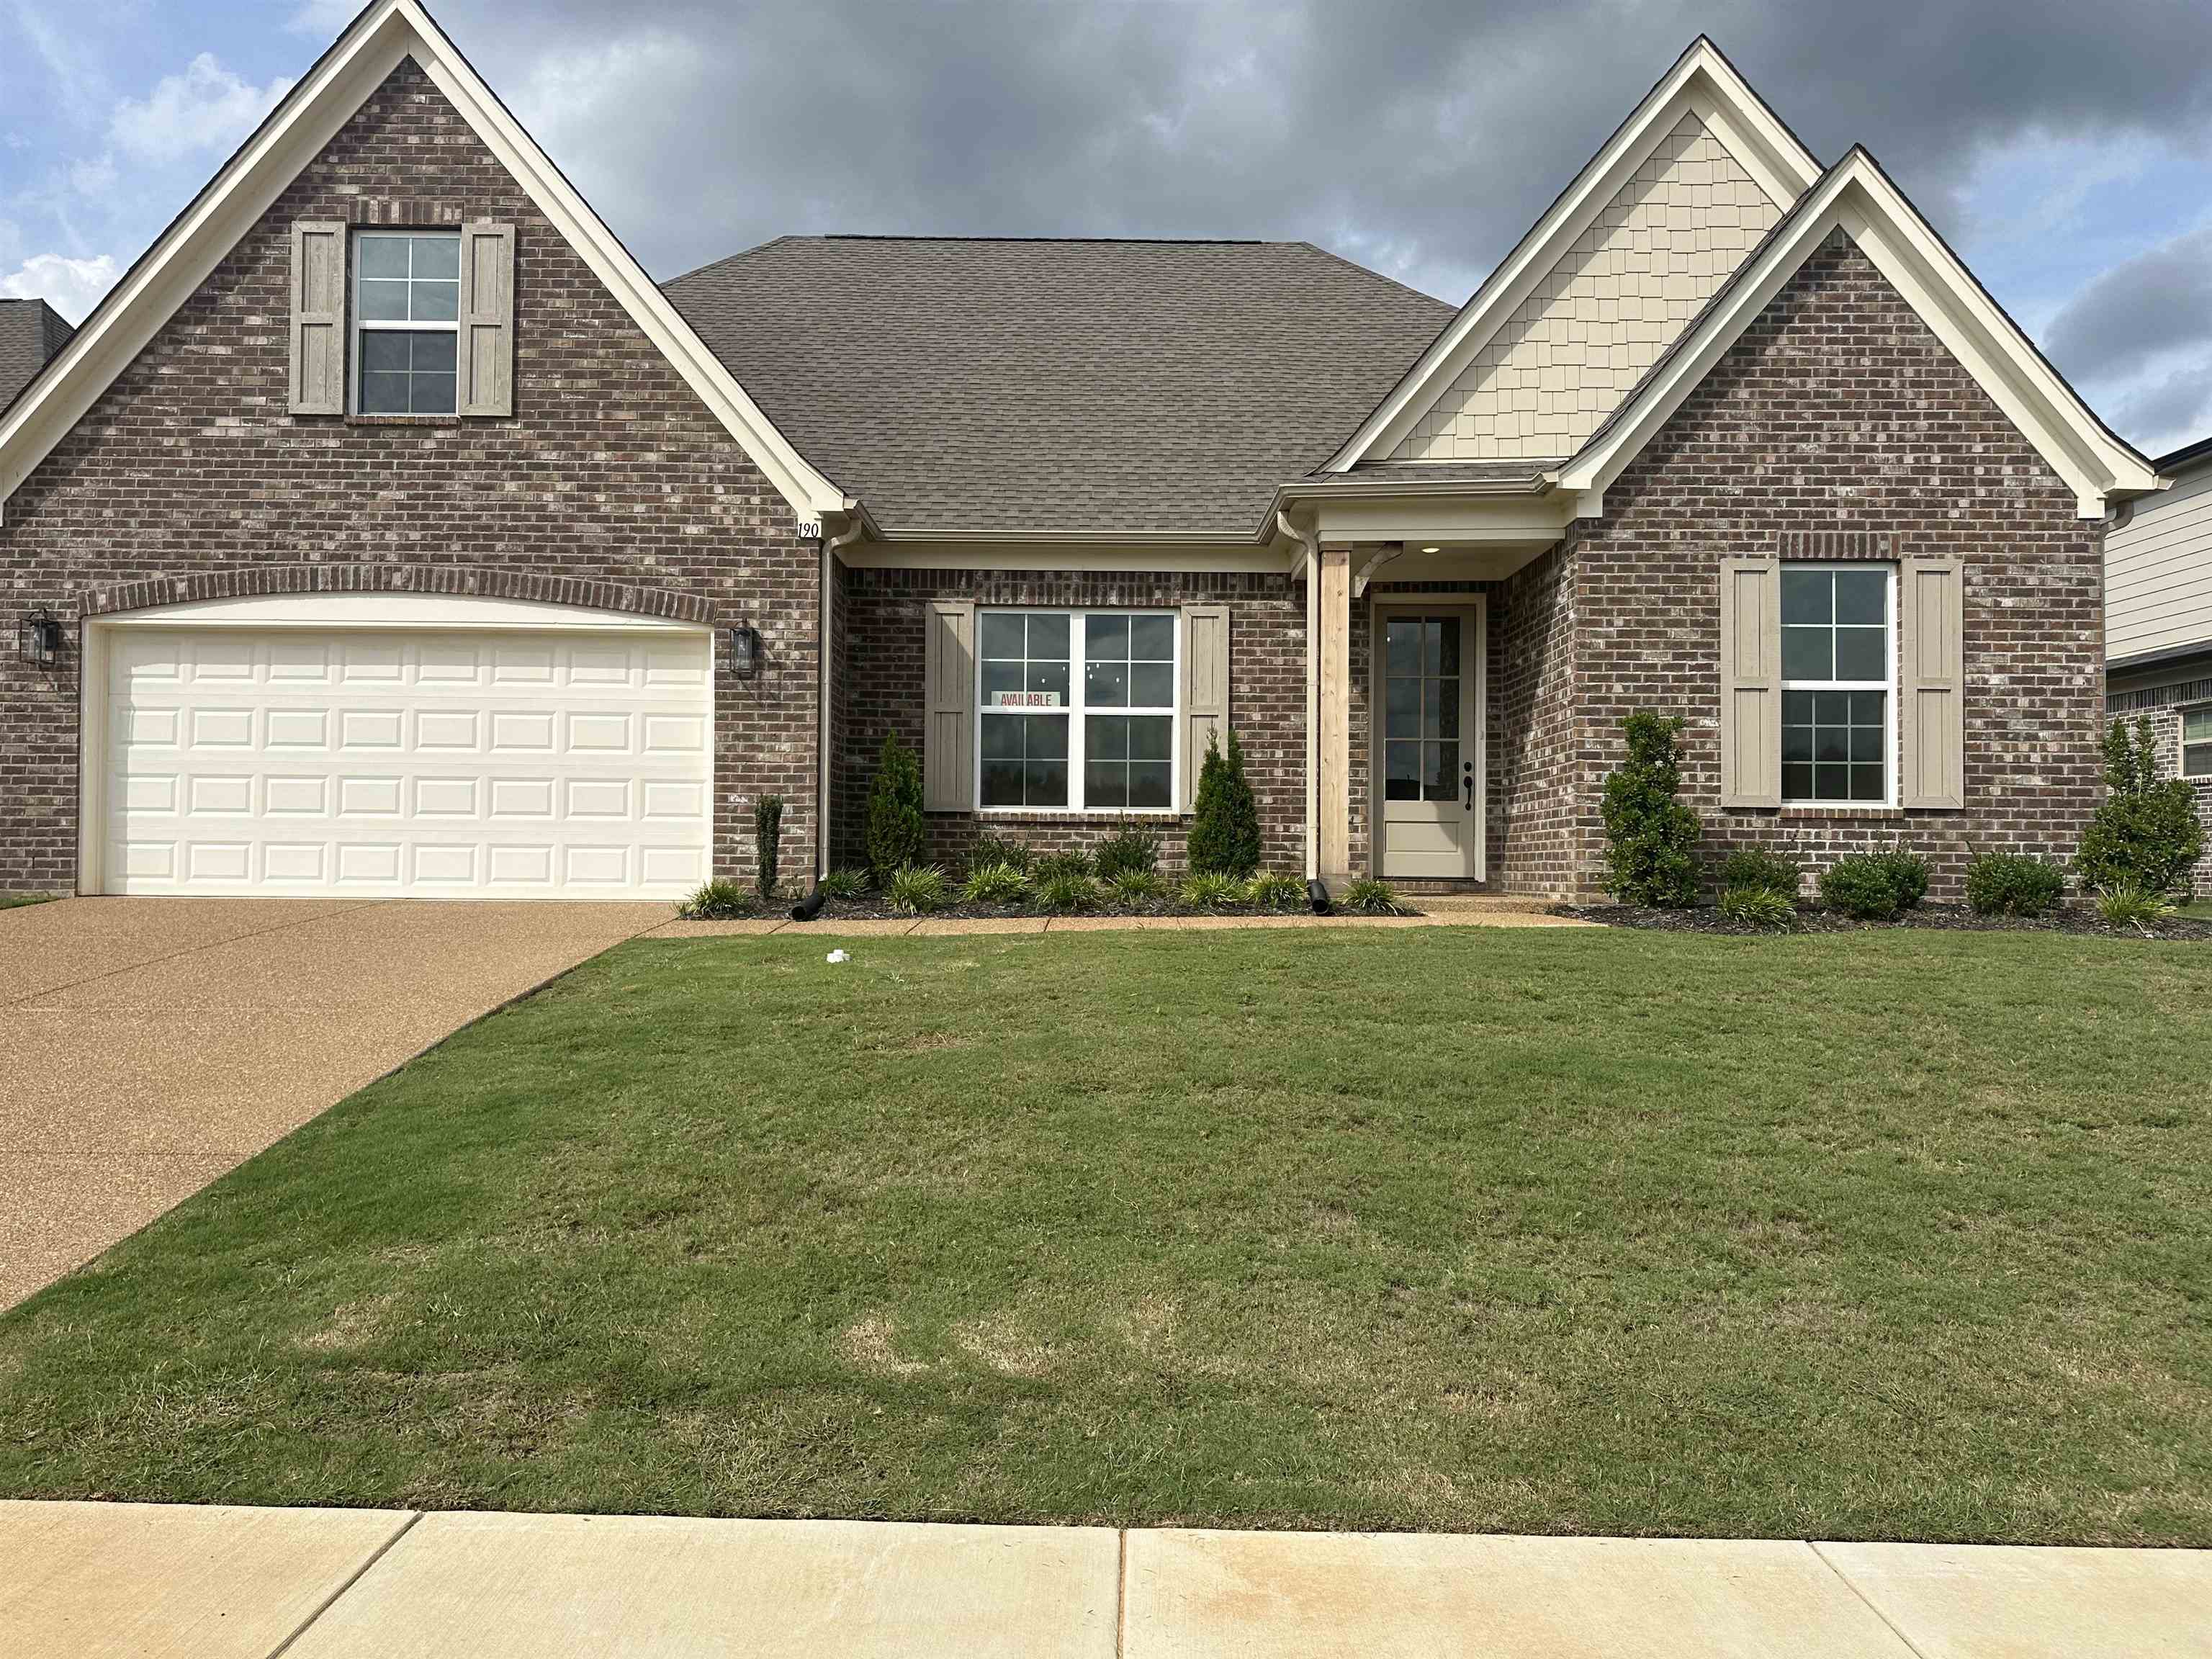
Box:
[0,0,849,526]
[1555,150,2164,519]
[1323,37,1823,474]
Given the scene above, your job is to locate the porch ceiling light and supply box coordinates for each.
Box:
[1420,544,1442,554]
[17,606,62,667]
[728,623,762,680]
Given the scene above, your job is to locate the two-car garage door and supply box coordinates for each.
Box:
[94,606,714,899]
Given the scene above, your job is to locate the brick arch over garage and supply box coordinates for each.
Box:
[77,563,719,625]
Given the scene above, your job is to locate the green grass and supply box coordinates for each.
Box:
[0,892,57,909]
[2,929,2208,1543]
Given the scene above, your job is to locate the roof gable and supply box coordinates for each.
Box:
[0,0,846,525]
[1555,149,2163,518]
[1325,37,1823,473]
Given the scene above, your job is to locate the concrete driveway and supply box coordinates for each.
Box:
[0,897,670,1310]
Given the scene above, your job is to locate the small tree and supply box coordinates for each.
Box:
[866,732,927,882]
[752,793,785,901]
[2075,716,2204,896]
[1187,728,1262,878]
[1601,711,1700,907]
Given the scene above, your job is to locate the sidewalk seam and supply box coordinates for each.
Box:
[264,1509,422,1659]
[1115,1527,1128,1659]
[1807,1540,1933,1659]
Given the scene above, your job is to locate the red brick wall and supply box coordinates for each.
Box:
[1565,228,2105,899]
[0,60,817,893]
[835,567,1305,873]
[1491,542,1583,894]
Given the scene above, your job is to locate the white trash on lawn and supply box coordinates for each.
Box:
[827,949,851,964]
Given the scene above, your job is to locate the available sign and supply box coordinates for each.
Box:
[989,691,1063,709]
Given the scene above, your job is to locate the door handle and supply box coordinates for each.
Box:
[1462,760,1475,810]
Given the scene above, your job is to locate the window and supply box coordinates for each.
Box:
[1382,616,1462,801]
[353,230,459,415]
[2185,706,2212,780]
[978,610,1177,811]
[1781,564,1894,804]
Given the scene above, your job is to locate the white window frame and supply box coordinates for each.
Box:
[2183,704,2212,780]
[349,228,460,417]
[1779,561,1897,809]
[974,608,1180,815]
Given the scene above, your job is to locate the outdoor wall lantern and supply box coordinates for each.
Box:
[728,623,762,680]
[18,606,63,667]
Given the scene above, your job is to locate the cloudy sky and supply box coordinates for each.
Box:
[4,0,2210,454]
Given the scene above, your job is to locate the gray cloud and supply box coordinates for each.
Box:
[2108,360,2212,454]
[2043,226,2212,383]
[415,0,2212,301]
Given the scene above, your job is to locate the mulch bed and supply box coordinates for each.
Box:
[685,895,1420,924]
[1555,901,2212,941]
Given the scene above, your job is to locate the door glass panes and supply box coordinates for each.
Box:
[1384,616,1463,804]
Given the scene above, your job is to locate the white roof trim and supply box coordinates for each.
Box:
[1555,150,2164,521]
[0,0,849,525]
[1322,37,1823,475]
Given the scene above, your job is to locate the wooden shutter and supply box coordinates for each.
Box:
[457,222,516,418]
[1179,603,1229,811]
[1718,557,1781,807]
[922,600,976,811]
[288,221,346,415]
[1900,555,1965,809]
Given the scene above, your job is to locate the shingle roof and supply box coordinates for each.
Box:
[663,237,1454,538]
[0,300,76,416]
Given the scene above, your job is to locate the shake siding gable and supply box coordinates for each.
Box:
[0,58,818,894]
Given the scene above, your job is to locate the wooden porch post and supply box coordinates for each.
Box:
[1318,544,1353,887]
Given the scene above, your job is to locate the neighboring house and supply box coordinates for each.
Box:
[0,299,76,415]
[2106,433,2212,896]
[0,1,2166,903]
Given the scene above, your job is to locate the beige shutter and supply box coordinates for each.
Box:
[288,221,346,415]
[1900,555,1965,809]
[1718,557,1782,807]
[922,599,976,811]
[1179,603,1230,811]
[457,222,516,418]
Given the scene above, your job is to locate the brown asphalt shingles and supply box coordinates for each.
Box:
[0,898,669,1310]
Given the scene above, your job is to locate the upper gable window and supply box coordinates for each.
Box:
[352,231,460,416]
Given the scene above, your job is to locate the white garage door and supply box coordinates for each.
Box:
[100,622,714,898]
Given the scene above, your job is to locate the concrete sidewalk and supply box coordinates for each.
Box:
[3,1503,2205,1658]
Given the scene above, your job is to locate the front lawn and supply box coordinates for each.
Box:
[2,928,2208,1543]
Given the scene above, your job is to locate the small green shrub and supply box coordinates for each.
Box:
[819,868,869,902]
[1093,829,1162,881]
[2096,884,2175,930]
[1601,712,1700,907]
[1246,871,1306,912]
[1964,853,2065,918]
[1035,871,1102,913]
[678,878,756,920]
[1341,877,1405,916]
[1033,849,1095,882]
[1179,872,1245,911]
[1718,885,1797,930]
[1715,846,1799,898]
[866,732,927,881]
[1188,729,1262,878]
[885,863,949,916]
[1107,868,1168,905]
[1871,850,1930,912]
[961,860,1028,905]
[2076,717,2204,897]
[752,794,785,900]
[1817,852,1928,921]
[966,834,1033,876]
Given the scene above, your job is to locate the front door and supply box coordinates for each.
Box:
[1376,606,1481,880]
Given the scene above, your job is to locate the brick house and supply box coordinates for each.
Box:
[0,2,2165,903]
[2105,434,2212,898]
